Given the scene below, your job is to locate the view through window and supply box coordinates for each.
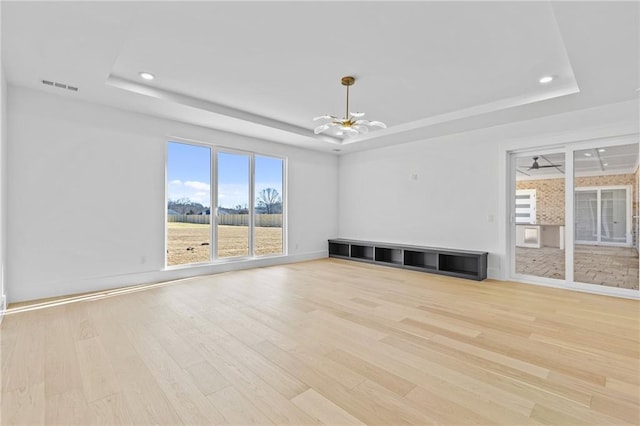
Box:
[166,142,211,266]
[255,155,284,256]
[167,141,285,266]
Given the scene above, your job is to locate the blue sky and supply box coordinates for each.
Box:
[167,142,283,208]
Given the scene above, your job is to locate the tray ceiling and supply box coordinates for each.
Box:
[2,1,638,153]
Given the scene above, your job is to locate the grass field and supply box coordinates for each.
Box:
[167,222,283,266]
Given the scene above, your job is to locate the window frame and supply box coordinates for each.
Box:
[165,140,287,269]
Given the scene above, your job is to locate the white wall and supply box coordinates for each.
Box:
[0,1,6,317]
[7,86,338,302]
[339,100,639,280]
[0,67,6,316]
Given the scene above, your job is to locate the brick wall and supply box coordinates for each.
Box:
[516,172,638,243]
[516,178,565,225]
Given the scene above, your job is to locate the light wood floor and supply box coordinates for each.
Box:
[2,258,639,425]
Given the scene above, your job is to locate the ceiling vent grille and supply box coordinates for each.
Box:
[42,79,79,92]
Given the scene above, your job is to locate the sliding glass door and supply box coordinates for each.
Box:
[575,187,630,246]
[574,144,636,289]
[601,188,629,244]
[510,140,639,294]
[512,151,566,281]
[575,190,598,243]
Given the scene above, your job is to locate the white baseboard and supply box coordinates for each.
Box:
[7,251,327,304]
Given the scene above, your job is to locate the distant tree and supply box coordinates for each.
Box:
[235,204,249,214]
[256,188,282,214]
[168,198,206,215]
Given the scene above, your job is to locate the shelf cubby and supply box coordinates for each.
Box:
[438,254,481,277]
[404,250,438,270]
[374,247,403,264]
[351,244,374,261]
[328,241,350,257]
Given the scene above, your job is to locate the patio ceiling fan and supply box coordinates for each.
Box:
[527,156,562,171]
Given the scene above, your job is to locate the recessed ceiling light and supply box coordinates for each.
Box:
[598,148,606,152]
[584,152,592,157]
[603,163,608,166]
[139,72,155,80]
[539,75,554,84]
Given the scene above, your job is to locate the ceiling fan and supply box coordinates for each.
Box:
[527,156,562,171]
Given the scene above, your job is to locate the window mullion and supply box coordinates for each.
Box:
[249,154,255,257]
[212,148,218,261]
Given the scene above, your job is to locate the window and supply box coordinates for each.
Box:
[217,151,250,258]
[166,142,211,267]
[254,155,284,256]
[166,141,286,267]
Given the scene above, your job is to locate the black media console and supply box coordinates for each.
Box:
[328,239,488,281]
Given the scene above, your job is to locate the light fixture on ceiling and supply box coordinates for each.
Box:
[598,148,606,152]
[604,163,609,166]
[139,72,155,81]
[584,152,592,157]
[538,75,554,84]
[313,76,386,137]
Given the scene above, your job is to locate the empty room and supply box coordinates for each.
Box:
[1,1,638,425]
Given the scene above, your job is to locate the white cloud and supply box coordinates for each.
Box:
[168,180,211,206]
[185,180,211,191]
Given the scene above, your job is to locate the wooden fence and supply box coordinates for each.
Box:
[168,214,282,227]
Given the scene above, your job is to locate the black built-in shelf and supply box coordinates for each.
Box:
[328,239,488,281]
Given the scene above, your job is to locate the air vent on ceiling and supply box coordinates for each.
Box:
[42,79,79,92]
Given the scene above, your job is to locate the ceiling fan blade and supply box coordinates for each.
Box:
[537,164,562,168]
